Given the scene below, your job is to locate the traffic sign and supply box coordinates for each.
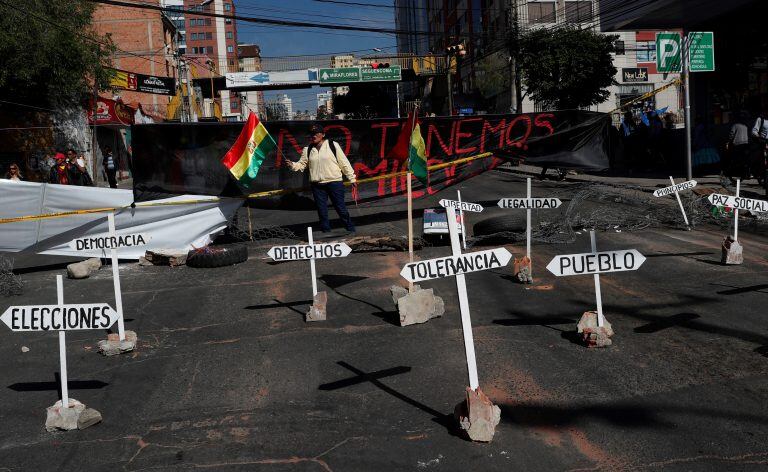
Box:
[497,197,562,209]
[69,232,150,251]
[400,247,512,282]
[319,67,361,84]
[360,65,401,82]
[546,249,646,277]
[656,32,682,73]
[689,32,715,72]
[267,242,352,261]
[1,303,118,332]
[653,179,697,197]
[708,194,768,213]
[439,199,483,213]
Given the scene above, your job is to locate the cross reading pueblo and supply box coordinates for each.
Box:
[559,251,638,275]
[7,306,113,331]
[406,251,502,280]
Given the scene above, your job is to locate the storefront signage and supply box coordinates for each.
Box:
[622,68,648,83]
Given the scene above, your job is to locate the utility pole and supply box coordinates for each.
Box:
[683,32,693,181]
[91,44,100,187]
[446,53,454,116]
[507,1,518,114]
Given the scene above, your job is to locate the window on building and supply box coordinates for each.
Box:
[179,47,186,54]
[224,3,231,11]
[528,1,556,23]
[205,18,212,26]
[564,1,592,24]
[190,32,196,40]
[227,45,234,53]
[226,31,233,39]
[614,40,625,55]
[179,33,185,42]
[191,47,198,54]
[206,32,212,40]
[231,100,239,110]
[636,41,655,62]
[207,46,214,54]
[229,59,235,67]
[225,18,232,24]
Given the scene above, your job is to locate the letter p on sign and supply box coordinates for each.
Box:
[656,32,681,73]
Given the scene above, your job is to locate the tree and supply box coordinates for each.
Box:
[475,51,510,112]
[518,27,617,110]
[316,105,331,120]
[0,0,115,107]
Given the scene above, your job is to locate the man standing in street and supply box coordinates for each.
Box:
[102,145,118,188]
[289,124,357,235]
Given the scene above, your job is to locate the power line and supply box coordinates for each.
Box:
[87,0,439,36]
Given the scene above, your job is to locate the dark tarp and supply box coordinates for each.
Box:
[131,110,612,204]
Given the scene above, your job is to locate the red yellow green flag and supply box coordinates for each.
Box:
[408,117,427,184]
[221,112,276,187]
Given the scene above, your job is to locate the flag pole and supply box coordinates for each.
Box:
[407,108,418,293]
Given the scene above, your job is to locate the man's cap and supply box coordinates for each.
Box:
[309,124,324,134]
[55,152,66,160]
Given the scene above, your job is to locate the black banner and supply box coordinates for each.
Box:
[110,68,176,96]
[131,111,612,203]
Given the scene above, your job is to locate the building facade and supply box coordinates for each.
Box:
[238,44,266,119]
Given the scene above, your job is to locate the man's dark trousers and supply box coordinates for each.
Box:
[105,168,117,188]
[311,181,355,232]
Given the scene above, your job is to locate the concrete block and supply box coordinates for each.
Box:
[397,288,443,326]
[514,256,533,284]
[66,258,102,279]
[306,291,327,322]
[577,311,613,348]
[45,399,86,432]
[98,330,137,356]
[77,408,103,430]
[390,284,421,306]
[453,387,501,442]
[143,249,188,267]
[721,236,743,265]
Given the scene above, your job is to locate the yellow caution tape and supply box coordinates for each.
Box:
[0,152,495,225]
[609,79,682,114]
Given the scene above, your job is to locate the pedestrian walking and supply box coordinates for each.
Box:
[750,111,768,191]
[4,162,23,181]
[66,148,91,186]
[102,146,119,188]
[288,124,357,234]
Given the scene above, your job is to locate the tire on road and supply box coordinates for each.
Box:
[186,244,248,268]
[472,214,527,237]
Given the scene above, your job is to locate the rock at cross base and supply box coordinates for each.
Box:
[306,291,327,322]
[45,399,86,432]
[66,258,102,279]
[395,286,443,326]
[98,330,138,356]
[453,387,501,442]
[77,408,103,430]
[721,236,743,265]
[577,311,613,348]
[390,284,421,305]
[514,256,533,284]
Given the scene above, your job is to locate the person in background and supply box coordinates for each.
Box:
[66,148,90,186]
[750,110,768,192]
[102,145,118,188]
[288,124,357,235]
[5,163,23,181]
[725,113,750,183]
[48,152,70,185]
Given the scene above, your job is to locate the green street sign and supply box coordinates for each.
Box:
[360,65,402,82]
[656,32,682,73]
[689,32,715,72]
[319,67,361,84]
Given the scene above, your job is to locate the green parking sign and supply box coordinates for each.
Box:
[689,32,715,72]
[656,32,682,73]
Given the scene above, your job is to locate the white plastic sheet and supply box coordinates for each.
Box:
[0,180,243,259]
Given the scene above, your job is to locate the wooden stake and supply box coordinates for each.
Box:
[407,172,414,293]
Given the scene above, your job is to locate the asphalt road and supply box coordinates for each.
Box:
[1,170,768,471]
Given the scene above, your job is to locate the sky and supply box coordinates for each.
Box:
[234,0,398,114]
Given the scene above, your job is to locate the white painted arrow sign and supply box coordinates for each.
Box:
[439,199,484,213]
[708,193,768,213]
[546,249,646,277]
[69,232,151,251]
[653,179,697,197]
[497,197,562,209]
[400,247,512,282]
[1,303,118,332]
[267,242,352,262]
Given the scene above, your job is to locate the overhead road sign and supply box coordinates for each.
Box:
[319,67,361,84]
[361,66,402,82]
[226,69,319,89]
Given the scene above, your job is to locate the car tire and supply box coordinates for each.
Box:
[472,214,527,236]
[187,244,248,268]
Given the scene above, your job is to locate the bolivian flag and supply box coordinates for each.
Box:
[221,112,276,187]
[408,117,428,184]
